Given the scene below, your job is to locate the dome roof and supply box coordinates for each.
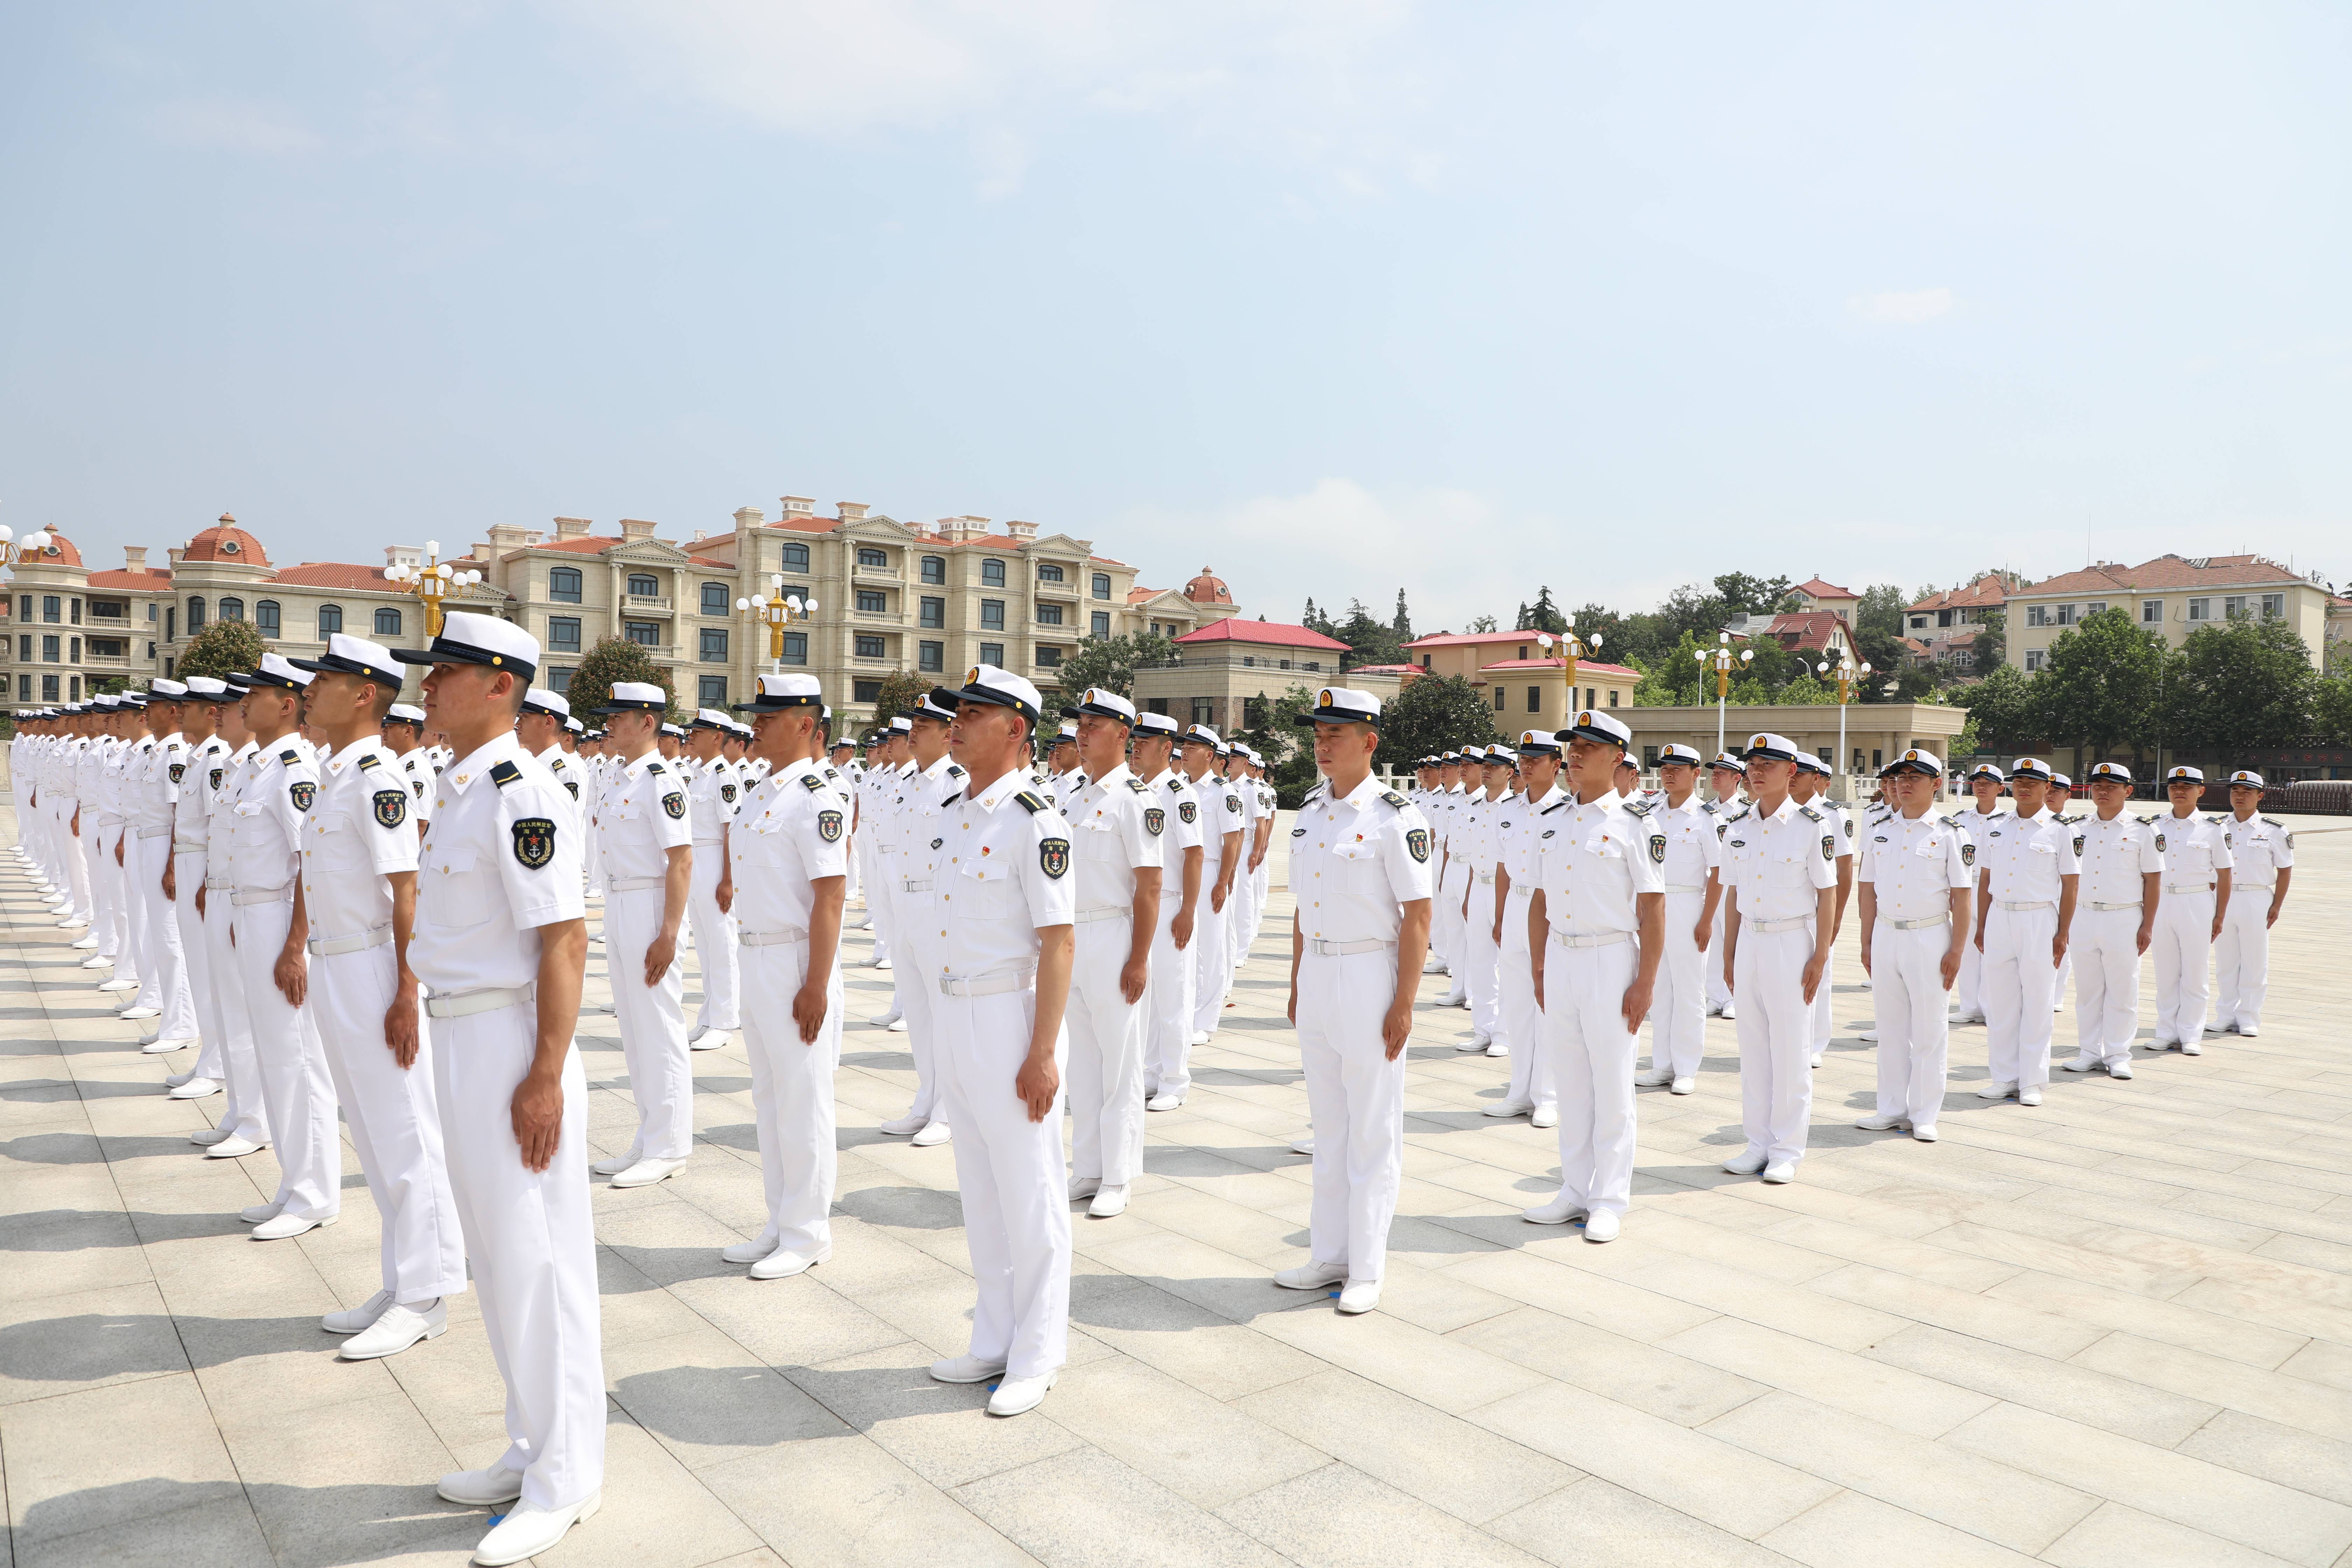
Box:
[20,528,83,567]
[1184,565,1231,605]
[182,513,271,567]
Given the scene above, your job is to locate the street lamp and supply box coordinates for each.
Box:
[383,540,483,640]
[1815,654,1873,796]
[0,522,58,572]
[1535,618,1604,725]
[1693,632,1752,757]
[735,575,819,674]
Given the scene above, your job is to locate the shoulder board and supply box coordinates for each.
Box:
[277,748,300,764]
[1699,800,1719,813]
[801,774,828,793]
[1167,777,1188,793]
[1127,776,1149,793]
[1381,790,1409,808]
[1623,799,1653,818]
[645,761,664,775]
[946,763,965,776]
[2262,816,2283,827]
[1797,804,1823,822]
[1539,797,1573,816]
[823,766,840,779]
[1014,790,1048,814]
[356,753,381,770]
[489,760,522,788]
[940,791,965,810]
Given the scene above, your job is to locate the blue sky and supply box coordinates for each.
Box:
[3,2,2347,632]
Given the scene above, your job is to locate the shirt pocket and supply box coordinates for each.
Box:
[1078,816,1126,864]
[306,811,370,873]
[421,844,490,930]
[952,855,1023,920]
[1335,838,1387,895]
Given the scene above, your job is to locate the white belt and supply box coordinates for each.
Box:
[1746,915,1813,934]
[1073,906,1131,924]
[608,874,666,892]
[1473,868,1496,883]
[1882,913,1949,931]
[691,838,725,847]
[2164,883,2212,895]
[425,982,535,1018]
[173,840,205,853]
[2236,881,2273,892]
[204,877,231,891]
[1309,938,1393,956]
[938,969,1032,998]
[1552,928,1632,948]
[2088,900,2142,912]
[740,927,807,947]
[308,925,391,957]
[1664,884,1707,894]
[900,877,932,893]
[135,825,170,839]
[1996,899,2053,912]
[232,886,293,906]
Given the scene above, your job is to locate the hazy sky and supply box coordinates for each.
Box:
[4,2,2347,631]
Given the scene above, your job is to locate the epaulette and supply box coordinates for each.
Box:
[802,775,828,793]
[1127,776,1149,793]
[1167,777,1189,793]
[1539,797,1572,815]
[279,749,301,764]
[646,761,665,776]
[1797,804,1823,822]
[941,791,965,810]
[356,753,381,770]
[946,763,966,777]
[1699,800,1719,813]
[824,766,840,779]
[1623,798,1653,818]
[489,760,522,788]
[1014,790,1048,814]
[1380,790,1409,808]
[2262,815,2284,828]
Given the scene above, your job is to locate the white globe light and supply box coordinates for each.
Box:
[424,539,440,558]
[734,597,750,611]
[1562,616,1575,631]
[1740,649,1754,663]
[1861,661,1873,674]
[804,598,819,614]
[26,530,49,549]
[1536,632,1552,648]
[770,573,784,589]
[785,595,803,613]
[1590,632,1603,649]
[0,526,13,544]
[1693,648,1707,662]
[1718,631,1730,644]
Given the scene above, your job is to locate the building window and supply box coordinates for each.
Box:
[2142,600,2162,624]
[165,608,175,642]
[16,595,29,620]
[854,634,886,659]
[919,640,944,672]
[188,597,207,631]
[2025,649,2045,672]
[2224,595,2248,620]
[919,596,945,628]
[1609,690,1621,707]
[317,603,342,636]
[374,607,401,637]
[1091,611,1111,639]
[857,547,889,569]
[14,674,25,700]
[1192,697,1214,727]
[42,596,60,623]
[1092,573,1111,600]
[2188,597,2212,621]
[2084,601,2106,618]
[699,675,727,708]
[701,582,729,615]
[70,598,81,625]
[628,573,659,598]
[981,600,1005,631]
[1644,746,1659,768]
[69,638,79,663]
[548,667,574,695]
[41,674,57,702]
[699,627,728,661]
[549,567,582,603]
[980,642,1004,667]
[216,597,242,623]
[1494,686,1506,710]
[1242,656,1256,668]
[856,589,888,614]
[1037,563,1064,583]
[920,555,946,584]
[1037,603,1064,626]
[1527,686,1541,712]
[982,559,1006,588]
[625,621,659,647]
[1037,646,1062,668]
[2263,593,2285,619]
[2025,604,2049,628]
[781,632,807,665]
[15,636,26,660]
[853,679,882,703]
[781,542,810,571]
[547,616,581,652]
[41,635,59,663]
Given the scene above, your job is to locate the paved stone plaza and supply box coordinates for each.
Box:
[4,803,2351,1568]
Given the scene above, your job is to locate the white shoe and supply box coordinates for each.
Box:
[189,1125,234,1147]
[987,1371,1056,1416]
[2018,1085,2043,1106]
[886,1015,909,1032]
[99,977,137,992]
[1456,1033,1491,1052]
[870,956,892,971]
[929,1353,1008,1384]
[2062,1056,2095,1072]
[1189,1030,1210,1046]
[1951,1012,1983,1025]
[1911,1124,1939,1142]
[1067,1175,1101,1202]
[1422,958,1448,975]
[1522,1195,1586,1225]
[2181,1040,2203,1056]
[590,1154,636,1176]
[878,1113,929,1136]
[1274,1261,1348,1291]
[1583,1209,1621,1243]
[340,1299,445,1359]
[240,1202,283,1224]
[1857,1029,1878,1042]
[874,1008,904,1028]
[168,1077,219,1101]
[117,1005,161,1020]
[2107,1061,2133,1080]
[1809,1050,1825,1068]
[252,1211,336,1240]
[1634,1067,1673,1087]
[438,1465,526,1507]
[1760,1160,1796,1184]
[77,950,108,963]
[1532,1104,1560,1129]
[1336,1281,1381,1314]
[721,1239,773,1265]
[1439,990,1466,1008]
[750,1244,829,1280]
[1483,1098,1534,1119]
[323,1290,393,1334]
[1146,1093,1185,1112]
[1718,1002,1736,1020]
[1976,1081,2017,1100]
[687,1028,732,1052]
[470,1492,600,1566]
[1855,1112,1908,1131]
[59,917,89,930]
[1722,1150,1768,1175]
[2237,1027,2259,1038]
[205,1135,265,1158]
[1289,1134,1315,1156]
[1670,1077,1695,1095]
[162,1069,195,1087]
[1486,1038,1509,1058]
[609,1157,684,1188]
[910,1120,952,1147]
[142,1036,195,1056]
[1088,1184,1129,1219]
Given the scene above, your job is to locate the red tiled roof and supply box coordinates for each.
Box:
[270,562,401,590]
[2015,554,2308,598]
[687,556,730,569]
[1793,577,1855,600]
[87,568,172,590]
[1477,658,1643,679]
[766,514,841,535]
[183,519,271,567]
[1742,611,1847,653]
[1127,587,1158,604]
[530,535,625,554]
[1174,618,1349,652]
[1405,630,1529,649]
[1347,663,1421,675]
[1907,573,2011,615]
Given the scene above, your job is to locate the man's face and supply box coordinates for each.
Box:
[2049,787,2072,813]
[1747,757,1794,797]
[2091,778,2131,818]
[2229,784,2261,817]
[947,701,1023,767]
[2011,778,2050,815]
[1615,761,1640,795]
[1131,735,1174,776]
[1416,768,1437,789]
[1790,769,1821,801]
[1440,764,1460,789]
[1076,712,1128,776]
[2167,779,2202,813]
[1970,778,2002,809]
[1309,720,1376,775]
[1565,737,1618,796]
[1519,754,1560,796]
[422,662,508,733]
[1177,740,1213,778]
[1658,762,1695,797]
[1709,766,1743,800]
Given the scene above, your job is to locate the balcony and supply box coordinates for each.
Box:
[853,563,902,583]
[622,594,673,618]
[1034,576,1081,600]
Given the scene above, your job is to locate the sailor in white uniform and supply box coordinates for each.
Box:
[1854,748,1972,1140]
[2213,769,2291,1038]
[2062,761,2160,1077]
[2149,765,2232,1052]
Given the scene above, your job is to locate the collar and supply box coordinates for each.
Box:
[1336,773,1383,810]
[1091,762,1134,792]
[444,731,525,796]
[920,753,958,780]
[1755,795,1800,822]
[970,766,1028,812]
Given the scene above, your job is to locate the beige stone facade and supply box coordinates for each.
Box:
[2006,554,2339,675]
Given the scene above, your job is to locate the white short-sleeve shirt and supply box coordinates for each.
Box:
[1291,775,1433,945]
[410,733,586,993]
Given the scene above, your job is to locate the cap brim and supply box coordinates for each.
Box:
[956,687,1036,723]
[1073,702,1133,722]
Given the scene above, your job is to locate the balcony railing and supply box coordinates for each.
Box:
[623,594,673,617]
[1034,577,1080,599]
[853,563,902,582]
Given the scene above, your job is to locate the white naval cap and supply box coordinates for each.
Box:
[887,715,913,734]
[566,716,585,734]
[2009,756,2054,782]
[149,678,189,698]
[292,631,404,688]
[1968,761,2005,782]
[1561,708,1633,749]
[1740,731,1799,763]
[183,676,231,702]
[1134,712,1180,738]
[1072,686,1136,724]
[2228,768,2265,788]
[592,680,667,715]
[2048,772,2073,788]
[385,702,426,724]
[1796,751,1832,777]
[659,722,686,738]
[1883,746,1941,777]
[2087,760,2132,783]
[247,652,314,691]
[1657,743,1703,766]
[1181,721,1224,748]
[1054,721,1079,742]
[1516,728,1563,756]
[520,688,571,719]
[392,610,539,680]
[2165,764,2205,784]
[955,663,1044,727]
[1711,750,1747,773]
[1296,686,1380,726]
[734,673,822,712]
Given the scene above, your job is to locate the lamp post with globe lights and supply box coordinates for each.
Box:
[736,576,818,676]
[1693,633,1754,758]
[1815,654,1872,798]
[0,522,58,573]
[1534,618,1604,732]
[383,541,483,641]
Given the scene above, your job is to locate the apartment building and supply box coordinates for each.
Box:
[1901,571,2013,670]
[2007,554,2339,673]
[1405,630,1644,739]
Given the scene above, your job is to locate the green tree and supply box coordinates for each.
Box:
[1963,663,2038,756]
[568,636,684,727]
[1301,597,1335,637]
[1515,587,1567,635]
[1371,674,1496,771]
[2162,615,2317,771]
[1239,684,1322,807]
[177,619,266,682]
[2314,671,2352,744]
[1850,584,1911,700]
[1714,572,1796,617]
[1331,598,1405,667]
[1892,665,1938,701]
[1050,632,1176,701]
[1659,583,1730,644]
[1390,590,1414,645]
[2032,608,2163,774]
[1466,614,1499,633]
[1633,631,1710,706]
[1969,610,2007,677]
[869,668,930,723]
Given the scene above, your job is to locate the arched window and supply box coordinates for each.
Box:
[548,567,582,603]
[187,596,206,631]
[374,606,402,636]
[217,597,244,622]
[920,556,946,584]
[982,559,1006,587]
[255,600,280,637]
[700,582,729,615]
[1037,563,1064,583]
[857,547,888,568]
[781,542,811,572]
[1092,573,1111,600]
[627,573,659,598]
[318,603,343,636]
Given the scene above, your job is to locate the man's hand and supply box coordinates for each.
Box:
[1939,944,1962,989]
[1119,953,1147,1007]
[195,884,207,918]
[1800,953,1826,1005]
[1015,1049,1059,1123]
[114,837,124,867]
[792,979,827,1043]
[2267,902,2282,929]
[1694,917,1712,952]
[1973,924,1986,953]
[1723,953,1736,995]
[1210,879,1230,913]
[1531,961,1545,1010]
[643,932,677,988]
[1858,937,1872,977]
[1287,984,1298,1025]
[1619,974,1655,1034]
[715,873,733,915]
[274,946,308,1008]
[511,1068,565,1172]
[2053,933,2070,968]
[1172,909,1195,950]
[2210,914,2225,941]
[160,859,176,900]
[384,974,420,1070]
[2135,921,2153,955]
[1382,996,1413,1060]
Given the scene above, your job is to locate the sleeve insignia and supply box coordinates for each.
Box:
[511,816,556,869]
[802,775,828,793]
[1650,833,1667,863]
[1961,842,1976,866]
[411,779,426,799]
[168,762,184,783]
[209,767,223,791]
[1226,793,1242,814]
[290,780,315,812]
[1821,834,1834,860]
[373,788,407,828]
[817,808,844,842]
[1040,836,1071,877]
[1178,800,1197,824]
[720,782,737,803]
[489,760,523,789]
[1014,790,1048,814]
[1144,806,1165,836]
[1406,827,1431,862]
[662,792,686,820]
[2155,831,2167,853]
[2073,833,2086,854]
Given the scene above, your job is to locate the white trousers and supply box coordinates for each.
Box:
[686,848,739,1031]
[1809,940,1838,1052]
[741,937,840,1258]
[1296,948,1404,1283]
[1732,925,1815,1165]
[1542,937,1639,1216]
[232,896,340,1219]
[1189,869,1233,1036]
[1229,859,1260,967]
[1250,856,1272,950]
[1464,873,1503,1039]
[933,985,1070,1379]
[131,833,197,1038]
[53,806,91,920]
[2151,890,2214,1045]
[2214,894,2272,1033]
[125,835,161,1008]
[1953,923,1984,1020]
[196,882,268,1146]
[1429,859,1462,972]
[1871,920,1951,1129]
[93,822,132,967]
[1066,916,1147,1186]
[1647,890,1708,1080]
[433,1004,604,1513]
[1982,904,2056,1089]
[1143,895,1198,1097]
[313,944,467,1304]
[2070,906,2142,1065]
[892,885,945,1121]
[1705,896,1733,1011]
[1499,890,1554,1110]
[1438,862,1472,979]
[864,841,896,968]
[172,852,218,1079]
[606,884,692,1163]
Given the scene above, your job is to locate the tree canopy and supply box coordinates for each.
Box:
[2032,608,2164,771]
[1371,674,1496,771]
[568,636,685,727]
[176,619,267,683]
[2159,615,2318,770]
[1051,632,1177,701]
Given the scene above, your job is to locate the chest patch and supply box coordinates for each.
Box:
[818,808,843,842]
[511,816,556,869]
[373,789,407,829]
[1144,807,1164,836]
[290,780,315,812]
[1040,836,1070,878]
[1178,800,1197,825]
[1406,827,1430,863]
